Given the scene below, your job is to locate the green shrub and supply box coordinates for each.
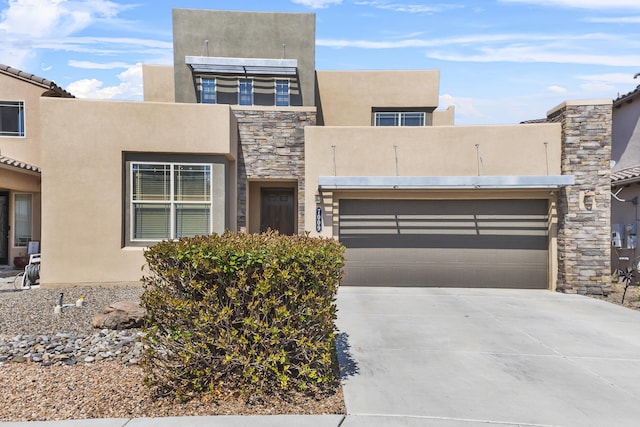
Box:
[140,231,345,400]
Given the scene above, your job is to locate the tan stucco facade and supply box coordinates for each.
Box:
[142,65,175,103]
[21,9,612,293]
[0,67,61,262]
[39,98,238,286]
[0,73,47,165]
[316,70,447,126]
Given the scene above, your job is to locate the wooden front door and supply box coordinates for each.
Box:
[260,188,295,235]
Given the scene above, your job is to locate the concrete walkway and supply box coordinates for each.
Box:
[5,287,640,426]
[336,287,640,426]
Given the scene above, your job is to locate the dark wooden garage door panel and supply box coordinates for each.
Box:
[339,199,548,288]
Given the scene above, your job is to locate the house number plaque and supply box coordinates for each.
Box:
[315,206,323,232]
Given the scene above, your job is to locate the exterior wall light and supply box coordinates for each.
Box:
[315,191,322,204]
[583,190,595,211]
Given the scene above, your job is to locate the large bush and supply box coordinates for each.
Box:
[140,231,345,400]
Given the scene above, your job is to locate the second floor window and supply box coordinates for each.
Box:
[275,80,290,107]
[0,101,25,137]
[239,79,253,106]
[200,78,216,104]
[375,112,426,127]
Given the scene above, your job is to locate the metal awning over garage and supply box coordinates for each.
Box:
[338,198,550,289]
[319,175,574,190]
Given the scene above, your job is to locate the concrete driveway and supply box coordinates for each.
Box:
[335,287,640,427]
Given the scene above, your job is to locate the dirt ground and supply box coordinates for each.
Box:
[589,280,640,311]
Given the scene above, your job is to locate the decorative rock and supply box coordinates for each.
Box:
[91,301,146,330]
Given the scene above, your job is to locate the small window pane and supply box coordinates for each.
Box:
[201,78,216,104]
[175,165,211,201]
[239,79,253,106]
[132,164,170,201]
[175,204,210,238]
[133,203,170,239]
[14,194,32,247]
[402,112,425,126]
[0,101,25,137]
[375,112,398,126]
[275,80,289,107]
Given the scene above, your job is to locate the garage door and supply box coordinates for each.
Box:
[339,199,549,288]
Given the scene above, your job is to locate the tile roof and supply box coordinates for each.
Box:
[0,64,74,98]
[614,84,640,107]
[612,166,640,185]
[0,155,41,174]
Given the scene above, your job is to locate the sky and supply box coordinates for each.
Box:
[1,0,640,125]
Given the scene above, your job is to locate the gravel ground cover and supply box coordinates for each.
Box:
[0,279,345,422]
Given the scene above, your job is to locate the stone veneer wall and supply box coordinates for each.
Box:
[233,109,316,234]
[547,102,612,294]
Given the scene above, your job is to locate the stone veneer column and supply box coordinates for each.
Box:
[233,109,316,234]
[547,101,612,294]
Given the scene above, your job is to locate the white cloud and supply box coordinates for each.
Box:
[576,73,638,84]
[69,60,133,69]
[318,31,640,67]
[291,0,342,8]
[439,94,490,123]
[500,0,640,9]
[579,81,617,94]
[67,63,142,100]
[355,1,462,14]
[585,16,640,24]
[0,0,127,37]
[547,85,568,94]
[0,0,134,70]
[428,45,640,67]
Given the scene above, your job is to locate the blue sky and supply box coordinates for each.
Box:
[1,0,640,125]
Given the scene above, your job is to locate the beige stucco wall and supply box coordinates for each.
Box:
[304,123,562,230]
[0,72,53,262]
[39,98,238,286]
[316,70,441,126]
[433,106,455,126]
[0,73,49,166]
[142,65,175,103]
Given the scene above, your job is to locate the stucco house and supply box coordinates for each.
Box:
[611,84,640,273]
[28,8,612,293]
[0,65,73,267]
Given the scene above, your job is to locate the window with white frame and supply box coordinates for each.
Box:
[374,111,426,127]
[239,79,253,105]
[130,162,212,241]
[200,78,216,104]
[14,194,32,247]
[275,79,290,107]
[0,101,25,137]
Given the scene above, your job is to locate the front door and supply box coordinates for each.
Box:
[0,192,8,264]
[260,188,295,235]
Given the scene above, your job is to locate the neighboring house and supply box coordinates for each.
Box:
[0,65,73,267]
[37,8,611,294]
[611,84,640,271]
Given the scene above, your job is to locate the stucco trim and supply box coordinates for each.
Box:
[318,175,575,190]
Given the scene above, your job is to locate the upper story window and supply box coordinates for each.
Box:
[0,101,25,137]
[375,111,426,127]
[200,78,216,104]
[239,79,253,106]
[130,162,213,241]
[275,79,290,107]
